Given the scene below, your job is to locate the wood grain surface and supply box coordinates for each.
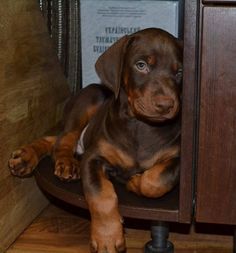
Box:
[197,6,236,225]
[6,204,233,253]
[0,1,70,251]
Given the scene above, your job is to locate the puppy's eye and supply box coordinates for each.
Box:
[135,60,149,73]
[136,61,146,70]
[175,68,183,83]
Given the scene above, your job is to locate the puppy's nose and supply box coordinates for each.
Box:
[155,97,174,114]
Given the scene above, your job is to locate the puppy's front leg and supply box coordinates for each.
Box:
[9,136,56,177]
[53,130,80,181]
[126,158,179,198]
[82,155,126,253]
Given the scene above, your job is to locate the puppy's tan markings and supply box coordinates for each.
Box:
[98,139,135,169]
[127,159,177,198]
[141,145,180,169]
[85,170,125,253]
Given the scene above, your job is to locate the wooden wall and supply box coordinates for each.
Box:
[0,1,70,252]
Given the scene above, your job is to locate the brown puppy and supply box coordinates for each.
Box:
[9,28,183,253]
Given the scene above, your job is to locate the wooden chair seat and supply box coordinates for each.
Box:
[35,156,179,222]
[35,156,177,252]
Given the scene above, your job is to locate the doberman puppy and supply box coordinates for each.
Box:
[9,28,183,253]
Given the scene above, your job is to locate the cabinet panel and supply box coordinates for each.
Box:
[178,0,198,223]
[196,7,236,224]
[203,0,236,3]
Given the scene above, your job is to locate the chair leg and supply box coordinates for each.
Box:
[144,221,174,253]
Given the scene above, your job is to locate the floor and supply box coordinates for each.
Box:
[7,203,234,253]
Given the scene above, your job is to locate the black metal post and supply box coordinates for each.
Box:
[144,221,174,253]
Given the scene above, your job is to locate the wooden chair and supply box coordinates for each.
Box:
[35,156,180,253]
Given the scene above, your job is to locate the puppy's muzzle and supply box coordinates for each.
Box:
[132,95,179,122]
[154,96,175,114]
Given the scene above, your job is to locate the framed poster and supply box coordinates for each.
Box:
[80,0,181,87]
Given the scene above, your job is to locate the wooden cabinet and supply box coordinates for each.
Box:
[29,0,236,228]
[196,5,236,224]
[203,0,236,3]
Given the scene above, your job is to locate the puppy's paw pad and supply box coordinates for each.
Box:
[8,147,38,177]
[54,157,80,181]
[91,220,126,253]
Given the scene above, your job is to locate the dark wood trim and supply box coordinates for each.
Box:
[178,0,198,223]
[203,0,236,3]
[234,227,236,253]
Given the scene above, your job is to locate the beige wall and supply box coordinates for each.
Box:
[0,1,70,252]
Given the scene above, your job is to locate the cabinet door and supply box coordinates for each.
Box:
[196,7,236,225]
[203,0,236,3]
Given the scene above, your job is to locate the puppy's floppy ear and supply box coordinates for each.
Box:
[95,35,130,99]
[176,39,183,50]
[175,39,183,61]
[175,39,183,54]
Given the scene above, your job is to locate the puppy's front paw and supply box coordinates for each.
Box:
[8,146,39,177]
[54,157,80,181]
[126,174,142,195]
[90,219,126,253]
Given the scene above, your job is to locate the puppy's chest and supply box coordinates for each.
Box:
[99,124,180,170]
[99,138,155,169]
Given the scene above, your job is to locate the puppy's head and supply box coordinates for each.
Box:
[95,28,183,123]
